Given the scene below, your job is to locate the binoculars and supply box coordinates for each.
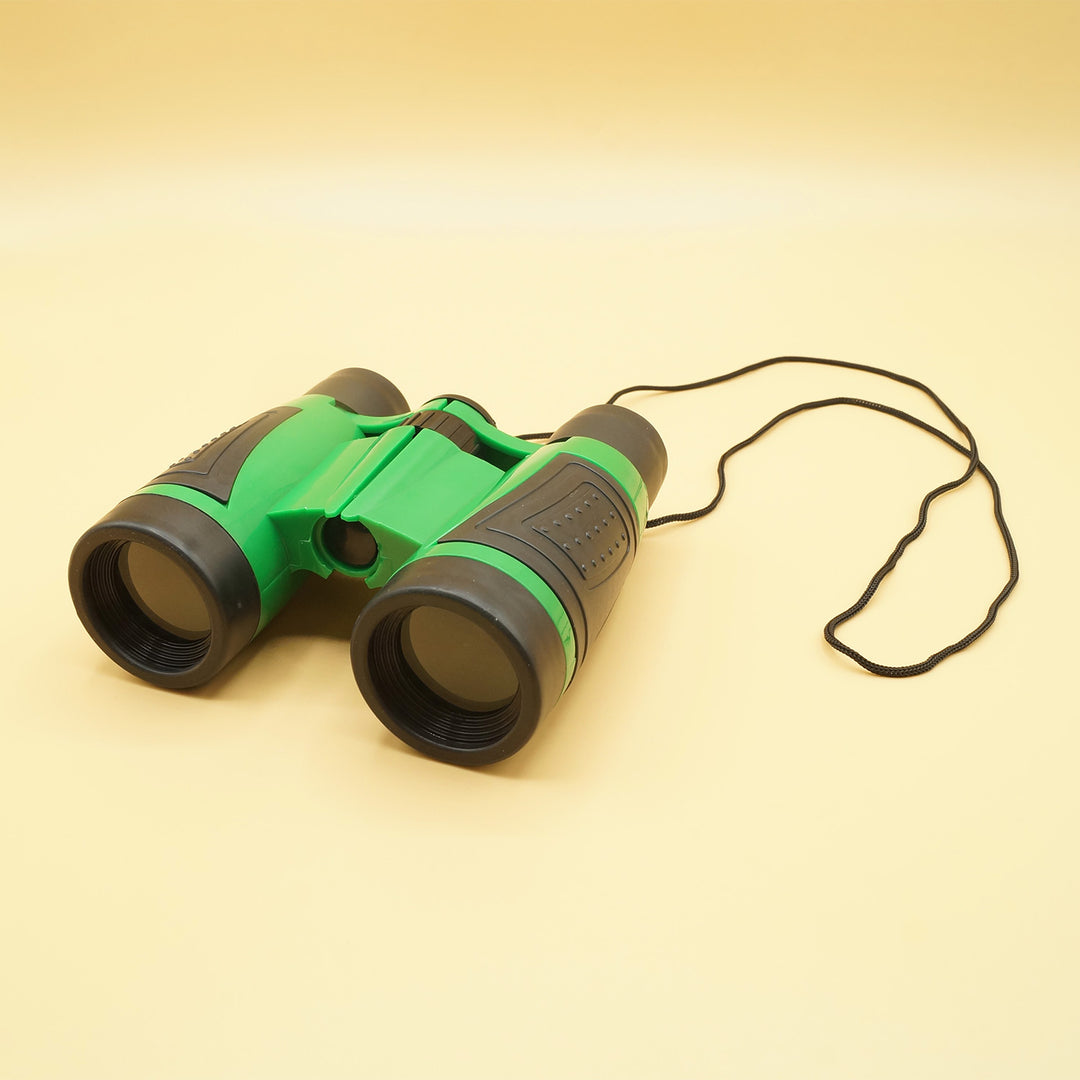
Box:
[69,369,667,765]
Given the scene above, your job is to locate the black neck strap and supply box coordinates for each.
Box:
[599,355,1019,677]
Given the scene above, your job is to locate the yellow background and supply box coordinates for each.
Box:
[2,3,1078,1076]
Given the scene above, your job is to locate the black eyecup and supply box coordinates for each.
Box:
[547,404,668,508]
[69,493,261,689]
[351,555,568,766]
[432,394,496,426]
[305,368,410,417]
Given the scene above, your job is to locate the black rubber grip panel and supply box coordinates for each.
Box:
[146,407,300,503]
[440,455,640,673]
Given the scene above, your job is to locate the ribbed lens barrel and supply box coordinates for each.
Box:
[81,539,213,670]
[366,608,522,750]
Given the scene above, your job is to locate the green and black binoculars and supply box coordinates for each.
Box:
[70,369,667,764]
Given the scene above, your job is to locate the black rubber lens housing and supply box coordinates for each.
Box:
[69,493,261,688]
[306,368,410,416]
[351,555,568,766]
[547,404,667,508]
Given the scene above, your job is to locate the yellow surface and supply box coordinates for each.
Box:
[2,3,1078,1077]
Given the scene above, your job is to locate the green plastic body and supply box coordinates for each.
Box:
[138,395,649,684]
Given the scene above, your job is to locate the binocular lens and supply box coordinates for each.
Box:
[119,542,212,639]
[365,605,522,751]
[352,555,568,764]
[81,539,212,669]
[401,606,519,712]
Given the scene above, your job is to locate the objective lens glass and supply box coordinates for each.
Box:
[119,542,211,639]
[401,606,518,712]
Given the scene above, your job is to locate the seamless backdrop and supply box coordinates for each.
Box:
[2,3,1078,1078]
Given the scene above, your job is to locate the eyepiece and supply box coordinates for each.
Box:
[69,494,261,688]
[547,404,667,508]
[352,555,568,765]
[306,368,410,417]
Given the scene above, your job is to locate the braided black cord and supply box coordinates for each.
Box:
[604,356,1019,677]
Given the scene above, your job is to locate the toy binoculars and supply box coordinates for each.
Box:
[69,369,667,764]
